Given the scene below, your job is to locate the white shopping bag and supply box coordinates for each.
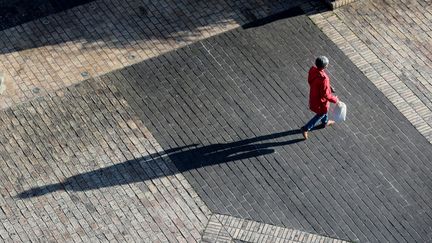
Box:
[330,101,347,122]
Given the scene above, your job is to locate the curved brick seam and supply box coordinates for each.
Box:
[308,11,432,143]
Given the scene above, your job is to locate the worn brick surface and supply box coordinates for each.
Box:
[0,0,324,110]
[202,214,348,242]
[108,12,432,242]
[0,0,94,31]
[2,0,432,242]
[0,78,211,242]
[310,0,432,142]
[323,0,359,10]
[201,214,232,242]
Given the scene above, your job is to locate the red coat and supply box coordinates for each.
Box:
[308,66,338,114]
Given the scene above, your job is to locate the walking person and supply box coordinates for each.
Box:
[301,56,339,140]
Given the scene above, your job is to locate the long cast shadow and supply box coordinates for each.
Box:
[17,129,304,198]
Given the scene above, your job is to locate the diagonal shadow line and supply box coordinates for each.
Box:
[2,1,328,53]
[16,129,304,199]
[242,6,305,29]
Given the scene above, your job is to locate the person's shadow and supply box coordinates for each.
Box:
[17,129,307,199]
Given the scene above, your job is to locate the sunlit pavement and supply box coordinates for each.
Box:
[1,0,432,242]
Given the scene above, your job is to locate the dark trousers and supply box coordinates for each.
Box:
[302,113,328,131]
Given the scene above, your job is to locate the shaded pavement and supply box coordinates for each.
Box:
[17,129,304,198]
[1,0,432,242]
[105,10,432,242]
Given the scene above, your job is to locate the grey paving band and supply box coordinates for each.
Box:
[0,76,336,242]
[108,10,432,242]
[0,0,325,110]
[1,0,432,242]
[309,0,432,143]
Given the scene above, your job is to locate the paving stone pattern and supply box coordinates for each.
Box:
[202,214,348,242]
[0,0,94,31]
[201,215,232,242]
[324,0,359,10]
[109,13,432,242]
[0,0,323,110]
[0,78,211,242]
[309,0,432,143]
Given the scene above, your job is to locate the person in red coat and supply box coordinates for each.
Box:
[301,56,339,139]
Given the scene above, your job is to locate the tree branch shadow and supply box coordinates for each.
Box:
[1,0,328,54]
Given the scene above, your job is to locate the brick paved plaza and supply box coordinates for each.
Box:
[1,0,432,242]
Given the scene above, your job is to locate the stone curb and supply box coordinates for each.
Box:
[323,0,359,10]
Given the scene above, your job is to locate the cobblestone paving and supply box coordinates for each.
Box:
[2,0,432,242]
[0,0,94,31]
[309,0,432,142]
[109,11,432,242]
[0,59,342,242]
[202,214,348,242]
[0,0,323,110]
[0,78,211,242]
